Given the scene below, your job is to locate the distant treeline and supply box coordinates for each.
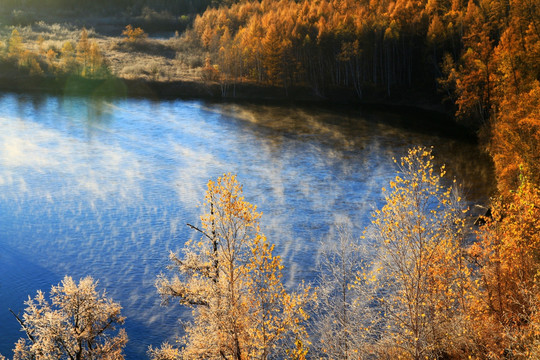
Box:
[0,0,231,32]
[191,0,457,98]
[0,0,227,15]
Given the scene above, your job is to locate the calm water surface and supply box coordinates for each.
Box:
[0,93,494,358]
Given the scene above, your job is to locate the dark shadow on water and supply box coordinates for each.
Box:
[200,100,496,205]
[203,99,477,143]
[0,243,60,358]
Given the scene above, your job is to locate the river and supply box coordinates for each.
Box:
[0,92,494,358]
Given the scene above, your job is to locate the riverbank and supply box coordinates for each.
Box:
[1,70,447,106]
[2,71,477,143]
[2,71,474,137]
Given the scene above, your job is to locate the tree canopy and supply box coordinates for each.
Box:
[154,173,312,359]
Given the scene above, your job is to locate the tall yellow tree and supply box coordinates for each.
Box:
[262,24,287,86]
[77,28,90,74]
[7,29,23,59]
[154,173,312,360]
[368,147,471,359]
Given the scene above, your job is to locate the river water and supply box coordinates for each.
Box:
[0,92,494,358]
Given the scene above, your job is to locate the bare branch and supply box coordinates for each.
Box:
[9,309,35,344]
[186,223,212,241]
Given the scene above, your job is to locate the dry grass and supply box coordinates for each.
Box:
[104,36,203,81]
[0,21,205,82]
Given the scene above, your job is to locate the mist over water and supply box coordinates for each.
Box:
[0,93,494,358]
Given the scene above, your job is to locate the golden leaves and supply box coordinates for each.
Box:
[368,146,470,358]
[122,25,147,42]
[155,173,312,359]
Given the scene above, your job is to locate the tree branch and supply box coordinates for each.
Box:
[187,223,212,241]
[10,308,35,344]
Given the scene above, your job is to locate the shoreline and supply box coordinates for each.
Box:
[2,73,475,140]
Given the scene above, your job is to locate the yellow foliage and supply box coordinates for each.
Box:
[122,25,147,42]
[155,173,312,359]
[369,146,471,358]
[468,175,540,358]
[8,29,23,59]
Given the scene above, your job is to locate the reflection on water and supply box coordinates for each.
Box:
[0,93,495,358]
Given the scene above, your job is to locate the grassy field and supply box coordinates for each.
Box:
[0,20,205,83]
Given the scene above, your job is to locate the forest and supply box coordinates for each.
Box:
[0,0,219,15]
[0,0,539,358]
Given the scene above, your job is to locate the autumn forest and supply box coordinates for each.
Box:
[0,0,539,358]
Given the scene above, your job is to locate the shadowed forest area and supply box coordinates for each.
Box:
[0,0,539,358]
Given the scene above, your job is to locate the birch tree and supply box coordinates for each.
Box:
[154,173,312,360]
[369,147,471,359]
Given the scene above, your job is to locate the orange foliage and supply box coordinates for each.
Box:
[122,25,147,42]
[468,176,540,358]
[188,0,539,181]
[491,83,540,195]
[435,0,540,198]
[189,0,444,93]
[187,2,540,356]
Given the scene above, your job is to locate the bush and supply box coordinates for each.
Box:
[10,276,128,360]
[122,24,147,42]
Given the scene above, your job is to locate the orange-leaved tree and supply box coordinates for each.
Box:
[468,174,540,358]
[122,25,147,42]
[154,173,312,360]
[490,82,540,196]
